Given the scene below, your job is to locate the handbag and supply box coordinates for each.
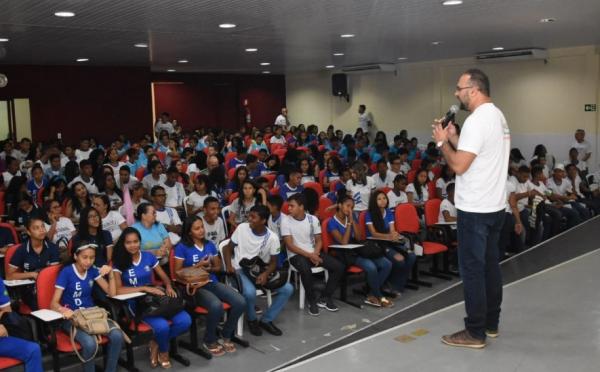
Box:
[136,287,185,320]
[0,311,33,341]
[356,240,385,259]
[70,306,131,363]
[239,257,289,290]
[175,266,211,296]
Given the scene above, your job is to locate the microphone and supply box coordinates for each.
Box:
[441,105,459,128]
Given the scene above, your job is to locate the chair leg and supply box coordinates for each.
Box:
[119,342,140,372]
[299,280,305,310]
[169,339,190,366]
[178,316,212,360]
[52,351,60,372]
[237,314,244,337]
[410,258,433,287]
[338,274,363,308]
[420,254,452,280]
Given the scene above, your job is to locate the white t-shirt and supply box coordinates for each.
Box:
[201,216,227,245]
[387,190,408,208]
[511,179,532,212]
[155,121,175,135]
[436,179,454,199]
[75,148,92,162]
[456,103,510,213]
[107,162,126,177]
[142,174,167,192]
[358,112,373,132]
[156,207,182,227]
[274,114,289,128]
[505,181,516,214]
[268,213,284,239]
[269,135,287,145]
[406,183,429,203]
[102,211,126,242]
[346,177,376,211]
[571,140,591,162]
[438,199,457,223]
[546,177,573,196]
[280,213,321,256]
[230,223,280,269]
[185,191,215,217]
[2,171,21,188]
[45,217,76,247]
[569,175,584,198]
[372,170,395,189]
[530,180,549,195]
[68,176,99,195]
[163,182,186,209]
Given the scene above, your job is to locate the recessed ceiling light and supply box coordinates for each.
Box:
[325,65,335,69]
[333,53,345,56]
[167,69,176,72]
[76,58,89,62]
[442,0,463,5]
[262,71,271,74]
[540,17,556,23]
[340,34,355,38]
[431,41,443,45]
[492,46,504,51]
[54,11,75,17]
[219,23,236,29]
[245,48,258,52]
[177,59,189,63]
[397,57,408,60]
[260,62,270,66]
[134,43,148,48]
[0,38,8,42]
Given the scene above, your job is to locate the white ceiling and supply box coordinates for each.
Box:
[0,0,599,73]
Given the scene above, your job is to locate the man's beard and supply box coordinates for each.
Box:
[459,100,468,111]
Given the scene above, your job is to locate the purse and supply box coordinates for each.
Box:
[239,257,289,290]
[175,266,211,296]
[136,287,186,320]
[356,240,386,259]
[0,311,34,341]
[70,306,131,363]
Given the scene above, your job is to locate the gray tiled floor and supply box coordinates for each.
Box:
[281,248,600,372]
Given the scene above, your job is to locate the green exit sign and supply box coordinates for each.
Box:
[585,104,597,112]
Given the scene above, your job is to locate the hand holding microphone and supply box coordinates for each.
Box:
[433,105,459,148]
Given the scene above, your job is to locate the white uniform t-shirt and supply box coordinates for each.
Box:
[230,223,280,270]
[163,182,186,209]
[406,183,429,203]
[68,176,99,195]
[75,149,92,162]
[386,190,408,208]
[102,211,126,242]
[185,191,215,217]
[571,140,591,162]
[358,112,373,132]
[546,177,572,196]
[274,114,289,128]
[511,179,532,212]
[280,213,321,256]
[142,174,167,193]
[346,177,376,211]
[456,103,510,213]
[45,217,76,247]
[438,199,457,223]
[269,135,287,145]
[372,170,395,189]
[436,178,454,199]
[201,216,227,245]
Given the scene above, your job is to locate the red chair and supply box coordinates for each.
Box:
[270,143,284,153]
[303,181,323,197]
[0,358,21,370]
[0,191,5,216]
[318,169,327,188]
[329,179,341,193]
[317,197,335,220]
[36,186,45,207]
[395,204,450,285]
[281,201,290,214]
[228,167,236,180]
[357,211,368,241]
[411,159,422,170]
[3,244,32,315]
[270,186,280,196]
[427,181,436,199]
[224,152,238,170]
[431,166,442,178]
[273,148,287,161]
[135,166,146,181]
[407,169,417,184]
[156,151,167,164]
[0,222,19,244]
[263,173,276,188]
[228,192,239,205]
[424,199,458,274]
[321,218,364,307]
[379,186,392,195]
[296,146,309,153]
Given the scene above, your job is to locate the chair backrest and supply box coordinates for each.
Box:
[407,169,417,184]
[357,210,367,241]
[168,248,177,281]
[270,186,280,196]
[4,244,21,276]
[273,149,287,161]
[379,186,392,195]
[228,192,239,205]
[303,181,323,196]
[156,152,167,164]
[320,218,333,254]
[0,191,5,216]
[427,181,436,199]
[424,199,442,227]
[281,201,290,214]
[36,265,62,310]
[224,151,238,165]
[228,167,236,180]
[329,179,340,193]
[0,223,19,244]
[431,166,442,178]
[411,159,422,170]
[36,187,45,207]
[317,197,335,220]
[264,174,276,188]
[135,167,146,181]
[394,204,420,234]
[318,169,326,187]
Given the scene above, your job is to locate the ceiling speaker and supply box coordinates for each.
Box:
[0,74,7,88]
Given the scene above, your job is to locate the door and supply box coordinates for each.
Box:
[0,98,32,141]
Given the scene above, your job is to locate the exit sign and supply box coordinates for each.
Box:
[585,104,597,112]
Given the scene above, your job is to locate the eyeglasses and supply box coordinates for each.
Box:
[456,85,473,92]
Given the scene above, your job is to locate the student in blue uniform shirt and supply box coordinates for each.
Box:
[174,216,245,357]
[7,217,60,310]
[112,227,191,368]
[0,277,43,372]
[279,169,304,201]
[50,244,124,372]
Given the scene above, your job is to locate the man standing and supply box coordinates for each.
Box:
[155,112,175,136]
[274,107,290,131]
[571,129,591,172]
[358,104,373,139]
[433,69,510,349]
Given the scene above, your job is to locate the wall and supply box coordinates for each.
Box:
[286,46,600,170]
[152,73,286,133]
[0,65,153,145]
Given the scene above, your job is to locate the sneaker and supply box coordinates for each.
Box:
[259,321,283,336]
[317,298,339,312]
[308,301,320,316]
[364,295,382,307]
[441,329,486,349]
[247,319,262,336]
[485,329,499,338]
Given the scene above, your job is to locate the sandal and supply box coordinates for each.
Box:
[364,295,382,307]
[157,352,171,369]
[221,339,237,353]
[380,297,394,308]
[149,340,159,368]
[204,342,225,357]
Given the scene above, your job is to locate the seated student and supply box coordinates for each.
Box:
[500,178,526,258]
[298,158,317,185]
[72,207,113,268]
[163,166,186,214]
[0,277,43,372]
[346,162,376,219]
[223,205,293,336]
[438,183,458,241]
[151,185,182,244]
[266,194,287,266]
[393,149,411,176]
[529,166,565,240]
[387,174,408,209]
[225,166,249,200]
[120,182,148,217]
[105,147,126,177]
[566,163,600,215]
[112,227,191,368]
[26,165,47,207]
[132,203,171,266]
[406,169,429,211]
[51,244,124,372]
[43,177,69,205]
[2,156,22,189]
[116,165,137,191]
[44,199,76,256]
[279,169,304,201]
[8,194,43,237]
[92,194,126,243]
[65,181,92,224]
[74,138,93,162]
[44,153,63,181]
[281,193,344,316]
[8,217,60,309]
[228,150,247,170]
[269,126,287,146]
[248,133,269,154]
[372,159,395,189]
[328,190,393,308]
[141,160,167,195]
[510,166,535,243]
[323,156,342,191]
[68,160,99,194]
[229,180,265,230]
[174,217,244,356]
[201,197,227,246]
[435,165,455,199]
[185,174,215,217]
[547,163,590,222]
[245,154,266,179]
[366,190,416,297]
[99,173,123,210]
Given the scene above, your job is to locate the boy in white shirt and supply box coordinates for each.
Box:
[387,174,408,208]
[547,164,590,222]
[372,159,395,189]
[68,159,99,194]
[151,185,182,245]
[163,166,186,214]
[201,197,227,245]
[75,138,92,162]
[281,193,344,316]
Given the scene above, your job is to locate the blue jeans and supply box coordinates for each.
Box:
[62,319,124,372]
[143,310,191,352]
[457,209,505,340]
[355,256,392,297]
[194,281,246,343]
[0,336,43,372]
[237,270,293,323]
[384,244,416,292]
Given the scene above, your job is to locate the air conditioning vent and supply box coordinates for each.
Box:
[341,63,396,73]
[476,48,548,62]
